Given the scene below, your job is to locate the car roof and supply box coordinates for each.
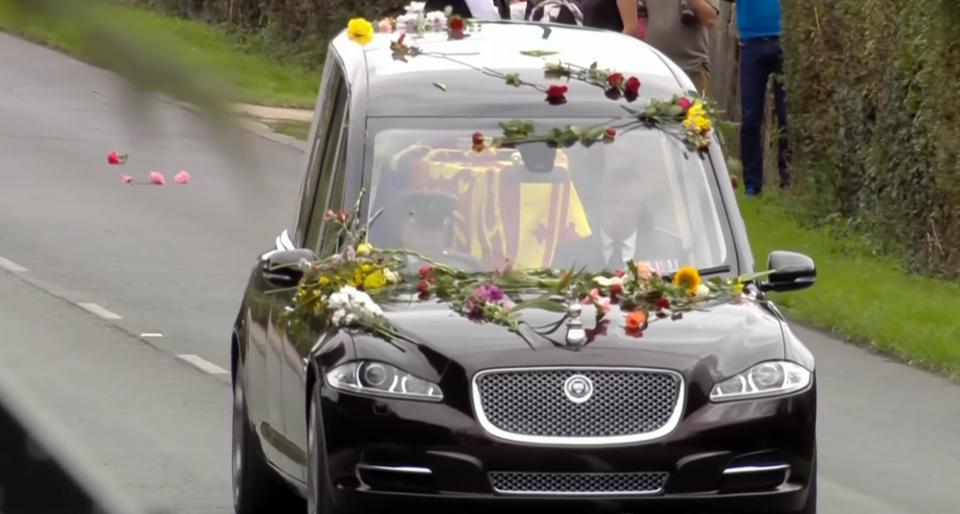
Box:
[331,21,693,118]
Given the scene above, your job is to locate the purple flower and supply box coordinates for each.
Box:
[473,283,505,303]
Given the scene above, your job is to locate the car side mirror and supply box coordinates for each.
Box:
[261,248,315,289]
[761,251,816,292]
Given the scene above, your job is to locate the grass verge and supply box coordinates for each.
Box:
[0,3,321,108]
[739,191,960,381]
[266,120,312,141]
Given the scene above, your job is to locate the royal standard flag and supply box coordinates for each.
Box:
[412,148,591,269]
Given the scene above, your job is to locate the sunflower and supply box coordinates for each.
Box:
[347,18,375,46]
[672,266,702,296]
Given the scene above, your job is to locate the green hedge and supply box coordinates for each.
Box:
[128,0,408,66]
[782,0,960,278]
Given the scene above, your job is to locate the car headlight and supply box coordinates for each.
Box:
[325,361,443,402]
[710,361,811,402]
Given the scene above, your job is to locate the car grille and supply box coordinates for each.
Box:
[473,367,683,444]
[489,471,668,496]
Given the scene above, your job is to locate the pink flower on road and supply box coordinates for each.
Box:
[174,171,191,184]
[149,171,166,185]
[121,174,133,185]
[107,151,127,165]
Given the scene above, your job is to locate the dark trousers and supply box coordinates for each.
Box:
[740,37,789,193]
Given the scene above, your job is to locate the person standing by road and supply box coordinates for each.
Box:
[723,0,789,196]
[642,0,719,95]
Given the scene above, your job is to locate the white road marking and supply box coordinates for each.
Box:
[177,354,229,375]
[139,333,164,338]
[0,256,28,272]
[78,302,123,320]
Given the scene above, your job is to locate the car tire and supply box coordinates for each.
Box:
[232,368,303,514]
[307,381,338,514]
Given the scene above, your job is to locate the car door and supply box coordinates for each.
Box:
[274,77,352,482]
[259,55,349,479]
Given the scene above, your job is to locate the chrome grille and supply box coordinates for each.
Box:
[473,367,683,444]
[489,471,668,496]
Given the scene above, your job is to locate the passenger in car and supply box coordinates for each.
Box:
[553,166,682,271]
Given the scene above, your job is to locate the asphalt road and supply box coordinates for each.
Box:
[2,32,959,514]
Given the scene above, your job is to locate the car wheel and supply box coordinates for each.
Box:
[232,368,303,514]
[307,381,337,514]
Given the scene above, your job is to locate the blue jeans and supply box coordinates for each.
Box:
[740,37,790,194]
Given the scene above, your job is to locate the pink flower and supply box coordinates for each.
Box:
[121,174,133,184]
[635,261,655,281]
[107,151,126,165]
[149,171,166,186]
[677,96,694,112]
[582,288,612,314]
[174,171,191,184]
[377,18,394,33]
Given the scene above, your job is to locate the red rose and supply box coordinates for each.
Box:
[677,96,693,112]
[472,131,485,152]
[545,84,568,105]
[655,297,671,310]
[449,17,465,32]
[604,88,622,101]
[606,72,625,89]
[419,265,433,278]
[624,76,641,99]
[610,283,623,297]
[731,175,739,189]
[604,127,617,141]
[107,151,125,165]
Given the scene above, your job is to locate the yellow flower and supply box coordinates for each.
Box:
[673,266,702,296]
[347,18,375,46]
[356,242,373,256]
[363,269,388,290]
[683,101,712,134]
[318,276,331,286]
[733,279,745,295]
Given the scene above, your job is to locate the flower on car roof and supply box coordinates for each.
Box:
[347,18,375,46]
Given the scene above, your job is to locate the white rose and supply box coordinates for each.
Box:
[593,276,623,287]
[331,309,345,326]
[695,284,710,297]
[384,269,401,284]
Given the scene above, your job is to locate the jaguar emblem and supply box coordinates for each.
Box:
[563,374,594,404]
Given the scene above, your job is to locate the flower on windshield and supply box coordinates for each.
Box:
[673,266,702,296]
[347,18,375,46]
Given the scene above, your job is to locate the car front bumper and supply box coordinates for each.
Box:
[317,381,816,514]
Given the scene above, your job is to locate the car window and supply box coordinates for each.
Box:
[364,118,729,273]
[304,81,350,255]
[294,53,345,248]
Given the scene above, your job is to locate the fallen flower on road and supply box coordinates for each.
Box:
[121,174,133,184]
[107,151,127,165]
[174,171,191,184]
[149,171,166,185]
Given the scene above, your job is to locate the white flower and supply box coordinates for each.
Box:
[326,285,383,326]
[425,11,447,30]
[384,269,401,284]
[406,1,426,13]
[695,284,711,297]
[593,276,623,288]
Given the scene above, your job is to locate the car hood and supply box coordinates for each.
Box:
[356,297,786,384]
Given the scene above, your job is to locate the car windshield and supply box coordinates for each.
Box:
[365,118,729,273]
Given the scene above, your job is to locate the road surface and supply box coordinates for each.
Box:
[1,32,959,514]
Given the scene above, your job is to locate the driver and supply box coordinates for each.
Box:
[553,167,681,271]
